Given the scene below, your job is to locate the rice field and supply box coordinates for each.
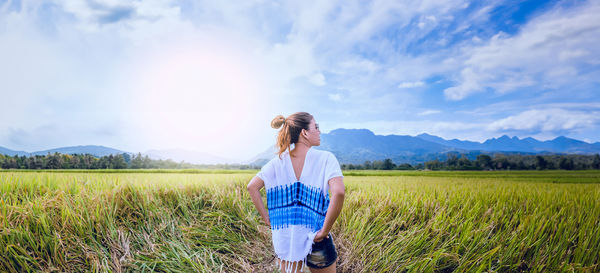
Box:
[1,170,599,272]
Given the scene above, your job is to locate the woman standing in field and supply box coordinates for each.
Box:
[247,112,345,273]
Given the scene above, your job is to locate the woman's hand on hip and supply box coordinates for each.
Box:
[313,229,329,242]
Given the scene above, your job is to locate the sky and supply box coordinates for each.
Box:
[1,0,599,161]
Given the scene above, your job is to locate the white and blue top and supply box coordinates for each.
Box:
[255,147,343,272]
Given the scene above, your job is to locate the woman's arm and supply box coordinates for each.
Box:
[247,176,271,227]
[315,176,345,241]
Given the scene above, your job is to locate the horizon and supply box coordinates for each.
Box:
[1,0,599,159]
[1,128,597,160]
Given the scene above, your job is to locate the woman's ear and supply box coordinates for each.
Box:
[302,129,308,139]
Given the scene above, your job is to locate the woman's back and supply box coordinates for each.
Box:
[247,112,345,273]
[259,147,341,231]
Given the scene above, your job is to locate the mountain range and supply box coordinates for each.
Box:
[0,145,127,157]
[2,129,599,165]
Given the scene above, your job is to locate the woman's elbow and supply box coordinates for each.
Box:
[333,188,345,198]
[247,178,263,193]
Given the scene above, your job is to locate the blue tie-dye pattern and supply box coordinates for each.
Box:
[266,181,329,231]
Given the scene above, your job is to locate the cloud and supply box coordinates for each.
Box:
[328,93,342,101]
[417,110,441,116]
[444,1,600,100]
[487,108,600,134]
[398,81,425,88]
[309,72,326,86]
[97,5,135,24]
[57,0,179,28]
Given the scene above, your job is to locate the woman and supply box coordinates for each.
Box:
[247,112,345,273]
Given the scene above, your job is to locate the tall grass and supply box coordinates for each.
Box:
[0,173,276,272]
[337,175,600,272]
[1,171,599,272]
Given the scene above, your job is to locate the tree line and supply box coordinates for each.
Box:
[341,153,600,170]
[3,152,600,171]
[0,153,257,170]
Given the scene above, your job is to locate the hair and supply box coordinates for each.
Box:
[271,112,314,158]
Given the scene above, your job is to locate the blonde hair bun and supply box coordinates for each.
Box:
[271,115,286,129]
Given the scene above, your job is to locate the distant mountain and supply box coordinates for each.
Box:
[31,145,128,157]
[416,133,599,154]
[0,145,236,165]
[320,129,462,164]
[0,146,29,156]
[416,133,482,150]
[1,145,127,157]
[481,135,533,152]
[542,136,595,154]
[244,146,278,166]
[144,149,234,165]
[250,129,600,165]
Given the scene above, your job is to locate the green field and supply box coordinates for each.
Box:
[1,170,599,272]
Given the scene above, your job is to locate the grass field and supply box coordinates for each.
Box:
[1,170,599,272]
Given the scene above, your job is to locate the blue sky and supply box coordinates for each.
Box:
[1,0,599,160]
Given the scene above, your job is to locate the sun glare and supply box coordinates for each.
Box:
[128,41,266,157]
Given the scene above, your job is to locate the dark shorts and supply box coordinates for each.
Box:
[306,233,338,269]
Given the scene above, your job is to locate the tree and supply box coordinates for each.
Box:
[70,156,80,169]
[111,154,127,169]
[476,154,492,170]
[536,156,547,170]
[46,153,63,169]
[425,160,443,170]
[446,153,459,167]
[457,155,471,169]
[372,160,384,170]
[492,154,510,170]
[143,155,152,168]
[396,163,414,170]
[363,160,372,169]
[61,154,72,169]
[559,157,574,170]
[122,153,131,164]
[1,156,18,169]
[593,154,600,169]
[33,155,44,169]
[382,158,395,170]
[131,153,143,169]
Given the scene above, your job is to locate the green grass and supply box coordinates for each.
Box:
[1,171,599,272]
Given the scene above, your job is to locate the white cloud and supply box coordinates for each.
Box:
[444,1,600,100]
[328,93,342,101]
[487,108,600,133]
[559,49,589,61]
[309,72,327,86]
[418,15,437,29]
[398,81,425,88]
[417,110,441,116]
[338,57,381,73]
